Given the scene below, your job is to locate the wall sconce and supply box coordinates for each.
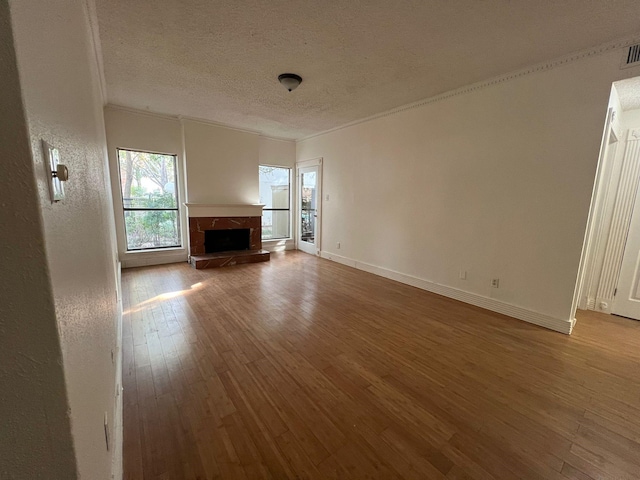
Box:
[42,140,68,202]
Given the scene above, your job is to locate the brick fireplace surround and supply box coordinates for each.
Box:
[186,204,270,269]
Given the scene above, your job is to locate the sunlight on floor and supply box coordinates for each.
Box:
[123,281,205,315]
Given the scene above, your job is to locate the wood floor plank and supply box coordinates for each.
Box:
[121,251,640,479]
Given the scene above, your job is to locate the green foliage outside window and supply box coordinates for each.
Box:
[118,150,181,250]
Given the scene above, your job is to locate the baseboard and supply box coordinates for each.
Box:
[320,251,574,335]
[112,262,123,480]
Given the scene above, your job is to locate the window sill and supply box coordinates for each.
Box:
[123,246,186,255]
[262,238,293,243]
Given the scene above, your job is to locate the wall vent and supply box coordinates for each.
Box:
[621,44,640,69]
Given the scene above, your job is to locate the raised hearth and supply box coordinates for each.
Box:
[190,250,270,269]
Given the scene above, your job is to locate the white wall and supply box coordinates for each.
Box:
[260,136,296,168]
[7,0,120,478]
[104,107,188,267]
[297,47,640,333]
[183,119,260,204]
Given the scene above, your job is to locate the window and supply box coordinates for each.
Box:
[259,166,291,240]
[117,149,181,251]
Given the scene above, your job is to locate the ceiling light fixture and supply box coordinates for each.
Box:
[278,73,302,92]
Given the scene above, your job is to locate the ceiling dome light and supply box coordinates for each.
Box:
[278,73,302,92]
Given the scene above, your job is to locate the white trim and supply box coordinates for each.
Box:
[82,0,107,104]
[296,156,323,168]
[121,251,187,269]
[574,108,617,314]
[111,261,123,480]
[320,251,574,335]
[298,34,640,144]
[185,203,265,217]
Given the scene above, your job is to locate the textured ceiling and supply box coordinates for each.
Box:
[616,77,640,111]
[95,0,640,139]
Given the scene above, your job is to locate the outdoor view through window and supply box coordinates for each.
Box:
[259,166,290,240]
[117,149,181,250]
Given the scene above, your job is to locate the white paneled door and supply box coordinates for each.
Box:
[612,182,640,321]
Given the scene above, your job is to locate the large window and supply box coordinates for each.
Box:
[259,165,291,240]
[117,149,181,251]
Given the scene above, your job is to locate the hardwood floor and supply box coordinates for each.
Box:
[122,251,640,479]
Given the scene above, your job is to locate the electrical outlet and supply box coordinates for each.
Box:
[336,242,341,249]
[491,278,500,288]
[459,270,467,280]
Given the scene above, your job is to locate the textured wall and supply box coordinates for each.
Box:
[8,0,120,478]
[0,0,78,477]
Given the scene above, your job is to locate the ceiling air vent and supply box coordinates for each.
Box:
[621,44,640,69]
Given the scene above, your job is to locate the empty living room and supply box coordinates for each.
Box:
[4,0,640,479]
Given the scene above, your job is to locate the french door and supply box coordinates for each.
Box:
[296,160,322,255]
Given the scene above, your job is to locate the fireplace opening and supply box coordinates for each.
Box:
[204,229,251,253]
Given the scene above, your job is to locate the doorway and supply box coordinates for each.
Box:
[296,158,322,256]
[576,76,640,322]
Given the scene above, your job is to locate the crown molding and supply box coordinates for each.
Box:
[104,104,295,142]
[297,33,640,143]
[83,0,107,105]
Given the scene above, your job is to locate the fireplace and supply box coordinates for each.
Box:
[205,229,250,253]
[185,204,270,269]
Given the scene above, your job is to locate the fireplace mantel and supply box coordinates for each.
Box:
[185,203,265,217]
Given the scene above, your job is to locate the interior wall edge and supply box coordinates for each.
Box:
[111,260,123,479]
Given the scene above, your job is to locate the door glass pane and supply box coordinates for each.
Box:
[301,171,316,244]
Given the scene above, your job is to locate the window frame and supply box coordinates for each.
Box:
[116,148,183,252]
[259,165,292,241]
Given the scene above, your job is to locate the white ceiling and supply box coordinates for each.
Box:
[95,0,640,139]
[616,76,640,111]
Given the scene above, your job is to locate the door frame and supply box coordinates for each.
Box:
[574,91,640,321]
[296,157,322,255]
[573,107,617,315]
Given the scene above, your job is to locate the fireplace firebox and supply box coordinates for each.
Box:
[187,215,270,269]
[205,229,250,253]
